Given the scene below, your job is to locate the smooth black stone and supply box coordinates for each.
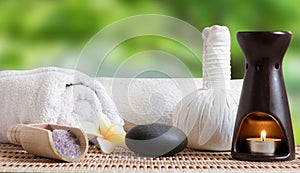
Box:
[125,123,188,157]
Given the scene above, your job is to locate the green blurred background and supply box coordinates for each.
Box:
[0,0,299,143]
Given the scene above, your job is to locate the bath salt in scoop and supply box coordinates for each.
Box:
[7,123,88,162]
[173,25,241,151]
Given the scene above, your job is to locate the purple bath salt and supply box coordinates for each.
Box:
[52,129,81,159]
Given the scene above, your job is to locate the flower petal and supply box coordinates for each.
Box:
[97,137,116,154]
[80,121,101,139]
[107,133,125,144]
[105,125,126,144]
[118,140,127,148]
[97,112,112,133]
[109,124,126,135]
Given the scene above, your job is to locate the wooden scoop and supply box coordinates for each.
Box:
[7,123,88,162]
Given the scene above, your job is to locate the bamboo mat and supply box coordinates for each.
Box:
[0,143,299,172]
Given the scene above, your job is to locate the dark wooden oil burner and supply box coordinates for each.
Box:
[231,31,295,161]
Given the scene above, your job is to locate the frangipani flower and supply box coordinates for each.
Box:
[81,112,126,153]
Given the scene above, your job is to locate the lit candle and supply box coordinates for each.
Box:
[246,130,282,155]
[261,130,266,141]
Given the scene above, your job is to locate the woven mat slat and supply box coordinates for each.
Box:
[0,144,299,172]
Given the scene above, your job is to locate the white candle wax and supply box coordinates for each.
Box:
[246,130,282,154]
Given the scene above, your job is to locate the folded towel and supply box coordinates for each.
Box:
[0,67,124,143]
[98,78,243,130]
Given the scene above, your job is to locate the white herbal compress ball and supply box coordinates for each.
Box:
[172,25,241,151]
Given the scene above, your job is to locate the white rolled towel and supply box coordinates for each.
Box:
[98,77,242,131]
[0,67,124,143]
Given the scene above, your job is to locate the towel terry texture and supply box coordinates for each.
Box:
[98,78,243,131]
[0,67,124,143]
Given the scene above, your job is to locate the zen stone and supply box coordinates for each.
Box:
[125,123,188,157]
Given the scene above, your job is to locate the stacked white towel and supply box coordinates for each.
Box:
[0,67,124,143]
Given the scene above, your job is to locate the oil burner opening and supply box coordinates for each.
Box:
[235,112,289,156]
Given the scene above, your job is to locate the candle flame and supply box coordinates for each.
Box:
[260,130,266,141]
